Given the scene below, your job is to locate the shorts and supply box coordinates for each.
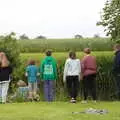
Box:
[28,82,37,92]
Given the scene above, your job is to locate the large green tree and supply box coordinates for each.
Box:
[97,0,120,41]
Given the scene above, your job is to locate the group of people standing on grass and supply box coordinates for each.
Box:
[24,48,97,103]
[63,48,97,103]
[0,44,120,103]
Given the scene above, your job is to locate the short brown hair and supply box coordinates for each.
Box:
[84,48,91,54]
[69,51,76,59]
[28,60,35,65]
[46,50,52,56]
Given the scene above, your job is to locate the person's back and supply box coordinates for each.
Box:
[40,50,57,101]
[63,51,81,103]
[64,58,81,76]
[26,65,38,83]
[41,56,57,80]
[26,60,39,101]
[82,55,97,76]
[113,48,120,74]
[81,48,97,103]
[113,44,120,100]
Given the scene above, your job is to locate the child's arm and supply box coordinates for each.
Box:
[25,72,28,77]
[37,67,40,76]
[25,67,29,77]
[40,60,44,80]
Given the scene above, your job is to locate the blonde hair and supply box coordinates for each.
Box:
[0,52,10,67]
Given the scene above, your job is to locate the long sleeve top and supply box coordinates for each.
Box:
[63,58,81,82]
[40,56,57,80]
[113,50,120,74]
[81,55,97,76]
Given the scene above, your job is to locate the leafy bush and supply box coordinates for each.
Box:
[0,33,22,91]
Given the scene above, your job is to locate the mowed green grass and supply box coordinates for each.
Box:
[21,51,113,61]
[0,102,120,120]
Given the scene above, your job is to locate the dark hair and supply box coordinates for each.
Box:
[69,51,76,59]
[46,50,52,56]
[84,48,91,54]
[28,60,35,65]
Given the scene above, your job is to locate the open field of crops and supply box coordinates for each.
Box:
[19,38,114,52]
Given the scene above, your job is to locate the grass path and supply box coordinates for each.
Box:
[0,102,120,120]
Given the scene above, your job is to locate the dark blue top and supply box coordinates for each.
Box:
[113,50,120,74]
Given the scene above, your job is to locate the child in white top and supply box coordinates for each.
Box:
[63,51,81,103]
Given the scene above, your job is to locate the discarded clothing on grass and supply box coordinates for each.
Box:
[72,108,108,115]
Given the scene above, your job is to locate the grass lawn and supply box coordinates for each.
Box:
[0,102,120,120]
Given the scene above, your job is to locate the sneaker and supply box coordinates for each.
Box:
[70,98,76,103]
[81,100,87,104]
[34,94,40,101]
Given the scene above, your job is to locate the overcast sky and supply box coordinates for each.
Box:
[0,0,106,38]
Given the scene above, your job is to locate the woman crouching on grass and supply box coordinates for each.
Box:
[0,52,12,103]
[63,51,81,103]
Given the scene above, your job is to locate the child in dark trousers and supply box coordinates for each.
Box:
[63,51,81,103]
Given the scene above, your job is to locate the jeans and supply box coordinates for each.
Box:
[44,80,55,101]
[0,81,10,103]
